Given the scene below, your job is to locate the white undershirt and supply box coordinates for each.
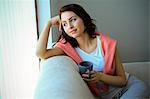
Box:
[75,36,104,71]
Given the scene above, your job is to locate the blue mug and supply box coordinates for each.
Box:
[79,61,93,79]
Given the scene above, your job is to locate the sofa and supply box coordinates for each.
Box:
[34,56,149,99]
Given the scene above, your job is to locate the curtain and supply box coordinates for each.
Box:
[0,0,39,99]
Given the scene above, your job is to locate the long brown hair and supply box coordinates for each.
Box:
[57,4,97,47]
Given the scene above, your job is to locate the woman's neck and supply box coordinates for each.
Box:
[76,33,96,52]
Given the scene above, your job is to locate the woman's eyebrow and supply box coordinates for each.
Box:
[62,15,76,22]
[68,16,76,20]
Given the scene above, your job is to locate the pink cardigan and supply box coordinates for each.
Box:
[54,32,117,94]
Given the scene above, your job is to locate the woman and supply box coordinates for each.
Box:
[36,4,148,98]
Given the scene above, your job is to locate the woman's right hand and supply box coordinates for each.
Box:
[50,15,60,26]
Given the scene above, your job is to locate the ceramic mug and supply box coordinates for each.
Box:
[79,61,93,79]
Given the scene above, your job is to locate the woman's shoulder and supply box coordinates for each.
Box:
[96,32,117,41]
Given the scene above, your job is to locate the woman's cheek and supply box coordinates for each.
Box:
[64,29,70,35]
[63,28,68,33]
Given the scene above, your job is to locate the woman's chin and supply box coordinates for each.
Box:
[70,34,78,38]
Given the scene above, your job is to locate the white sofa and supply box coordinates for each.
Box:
[34,56,149,99]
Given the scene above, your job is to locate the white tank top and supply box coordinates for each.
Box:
[75,36,104,71]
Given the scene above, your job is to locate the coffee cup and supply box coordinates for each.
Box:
[79,61,93,79]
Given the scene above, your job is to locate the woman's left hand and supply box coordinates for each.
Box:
[83,70,103,82]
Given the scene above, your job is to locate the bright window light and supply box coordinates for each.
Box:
[0,0,39,99]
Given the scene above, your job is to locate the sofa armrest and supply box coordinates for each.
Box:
[123,62,150,95]
[34,56,95,99]
[123,62,149,84]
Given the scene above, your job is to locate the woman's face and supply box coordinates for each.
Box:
[61,11,85,38]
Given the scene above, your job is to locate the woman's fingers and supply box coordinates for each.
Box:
[51,15,60,25]
[90,70,96,74]
[82,70,102,83]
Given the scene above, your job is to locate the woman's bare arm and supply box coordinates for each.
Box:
[89,48,126,86]
[36,16,65,59]
[99,49,126,86]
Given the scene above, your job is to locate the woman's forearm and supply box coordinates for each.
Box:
[100,49,126,86]
[36,20,52,58]
[100,72,126,86]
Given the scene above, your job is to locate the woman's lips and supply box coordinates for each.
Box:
[69,29,77,34]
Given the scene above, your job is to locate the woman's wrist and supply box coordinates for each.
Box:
[49,16,60,26]
[47,20,52,26]
[98,72,103,80]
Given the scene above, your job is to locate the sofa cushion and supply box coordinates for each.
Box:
[34,56,95,99]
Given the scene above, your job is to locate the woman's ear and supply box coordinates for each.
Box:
[59,23,62,32]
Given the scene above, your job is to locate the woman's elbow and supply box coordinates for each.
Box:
[36,51,47,59]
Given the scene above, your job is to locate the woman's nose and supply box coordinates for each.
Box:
[68,23,73,29]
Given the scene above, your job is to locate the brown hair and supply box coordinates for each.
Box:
[57,4,97,47]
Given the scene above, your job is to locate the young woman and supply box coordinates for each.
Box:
[36,4,148,98]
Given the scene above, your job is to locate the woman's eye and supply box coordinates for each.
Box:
[71,18,76,22]
[62,23,67,27]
